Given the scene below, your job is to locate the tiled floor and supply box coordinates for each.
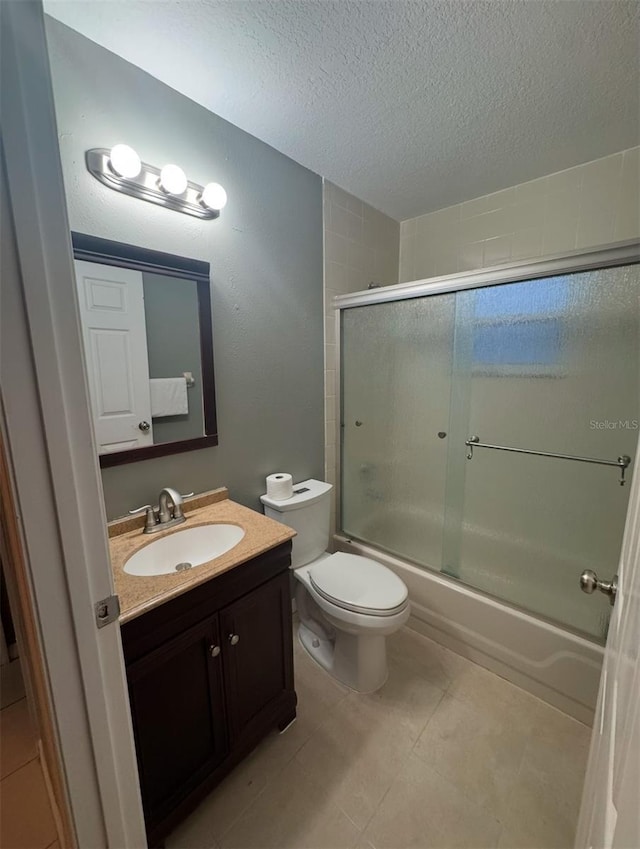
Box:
[167,626,590,849]
[0,666,59,849]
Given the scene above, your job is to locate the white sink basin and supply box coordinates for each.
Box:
[124,523,246,577]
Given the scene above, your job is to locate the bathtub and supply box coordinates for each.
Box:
[333,530,603,725]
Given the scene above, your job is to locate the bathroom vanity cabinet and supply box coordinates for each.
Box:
[120,540,295,846]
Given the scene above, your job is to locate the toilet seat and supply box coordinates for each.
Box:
[309,552,409,617]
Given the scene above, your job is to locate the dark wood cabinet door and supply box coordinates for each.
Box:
[220,571,295,745]
[127,615,228,826]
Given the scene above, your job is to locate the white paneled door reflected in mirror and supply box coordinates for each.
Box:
[72,233,218,467]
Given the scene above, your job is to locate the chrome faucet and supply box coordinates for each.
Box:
[158,487,185,523]
[129,487,194,534]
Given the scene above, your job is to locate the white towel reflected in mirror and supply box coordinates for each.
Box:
[149,378,189,417]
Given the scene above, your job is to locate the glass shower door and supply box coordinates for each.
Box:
[444,265,640,640]
[341,294,456,568]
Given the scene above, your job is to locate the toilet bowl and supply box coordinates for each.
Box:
[261,479,410,693]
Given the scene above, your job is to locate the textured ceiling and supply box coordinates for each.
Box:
[44,0,639,220]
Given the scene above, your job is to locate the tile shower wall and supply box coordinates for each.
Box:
[399,146,640,283]
[325,148,637,537]
[323,181,399,533]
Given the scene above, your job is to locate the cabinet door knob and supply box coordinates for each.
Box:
[138,420,151,433]
[209,644,221,657]
[228,634,240,646]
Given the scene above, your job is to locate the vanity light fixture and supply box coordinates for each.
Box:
[109,144,142,179]
[200,182,228,211]
[159,163,188,196]
[86,146,226,220]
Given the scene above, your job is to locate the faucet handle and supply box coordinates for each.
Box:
[128,504,158,532]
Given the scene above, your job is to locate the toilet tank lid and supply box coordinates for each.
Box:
[260,479,333,512]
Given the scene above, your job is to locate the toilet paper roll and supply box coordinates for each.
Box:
[266,473,293,501]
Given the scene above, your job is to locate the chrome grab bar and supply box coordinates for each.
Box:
[465,435,632,486]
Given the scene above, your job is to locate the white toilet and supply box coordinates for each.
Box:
[261,479,410,693]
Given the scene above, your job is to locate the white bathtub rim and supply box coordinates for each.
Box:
[335,534,603,653]
[334,534,603,725]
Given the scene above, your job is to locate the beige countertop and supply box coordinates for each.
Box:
[108,488,295,623]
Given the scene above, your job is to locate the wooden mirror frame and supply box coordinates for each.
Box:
[72,232,218,467]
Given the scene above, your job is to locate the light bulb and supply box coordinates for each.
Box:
[159,164,188,195]
[109,144,141,179]
[200,182,228,211]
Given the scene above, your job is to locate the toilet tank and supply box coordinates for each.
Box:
[260,479,333,568]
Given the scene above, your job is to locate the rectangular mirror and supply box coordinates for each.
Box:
[72,232,218,467]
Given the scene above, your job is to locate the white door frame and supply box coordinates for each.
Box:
[1,2,146,846]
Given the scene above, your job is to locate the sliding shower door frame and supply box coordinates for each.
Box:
[333,239,640,553]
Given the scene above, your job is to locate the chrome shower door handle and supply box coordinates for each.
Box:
[580,569,618,605]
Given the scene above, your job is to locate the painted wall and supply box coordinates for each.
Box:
[399,147,640,282]
[323,180,399,536]
[45,19,324,519]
